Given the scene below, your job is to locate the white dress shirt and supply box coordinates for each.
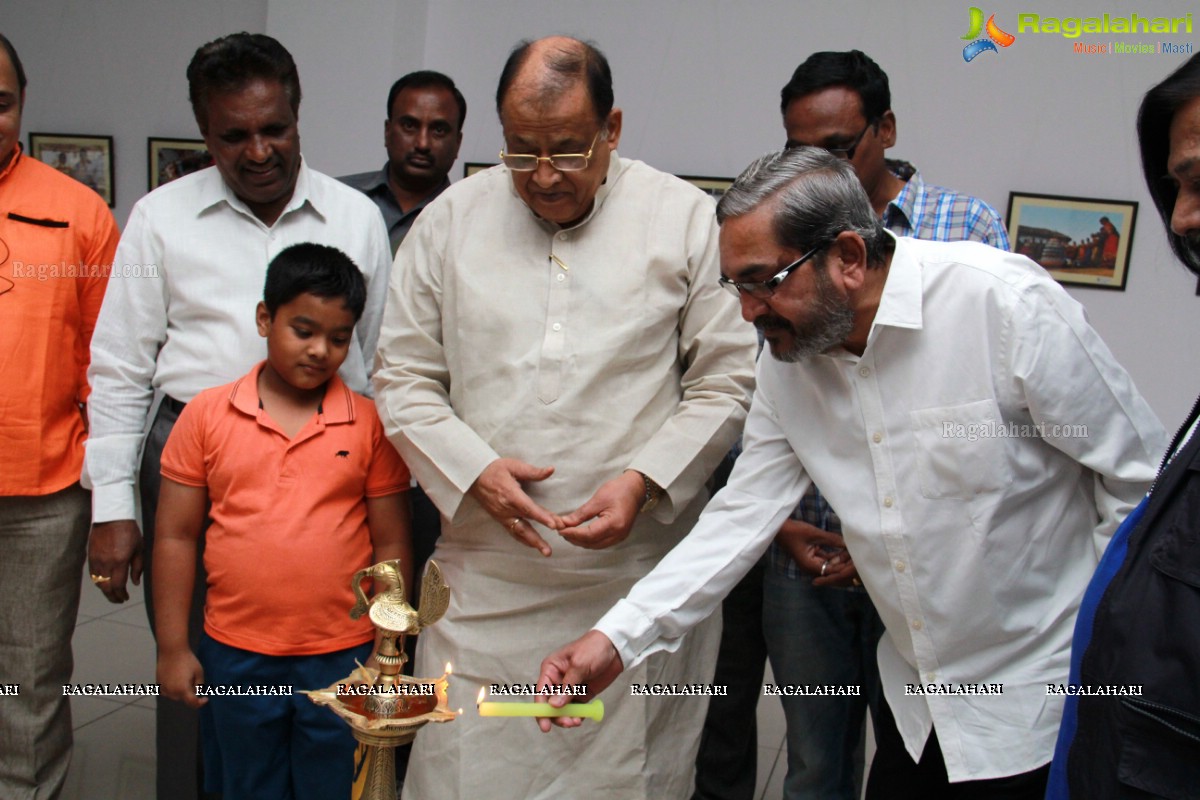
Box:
[595,235,1165,782]
[85,160,391,522]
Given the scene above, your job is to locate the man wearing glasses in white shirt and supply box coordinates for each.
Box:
[540,147,1164,800]
[696,49,1016,800]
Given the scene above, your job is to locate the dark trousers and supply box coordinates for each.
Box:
[197,635,370,799]
[691,558,768,800]
[140,397,215,800]
[865,698,1049,800]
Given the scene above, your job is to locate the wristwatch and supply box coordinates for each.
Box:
[637,472,664,513]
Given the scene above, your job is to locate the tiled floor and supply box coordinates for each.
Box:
[65,571,156,799]
[753,679,789,798]
[62,568,862,800]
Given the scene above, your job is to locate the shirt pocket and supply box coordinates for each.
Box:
[1117,698,1200,799]
[909,399,1012,500]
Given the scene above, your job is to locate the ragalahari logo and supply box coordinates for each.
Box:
[962,7,1016,61]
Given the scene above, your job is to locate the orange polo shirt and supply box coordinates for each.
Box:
[0,147,119,495]
[160,362,410,655]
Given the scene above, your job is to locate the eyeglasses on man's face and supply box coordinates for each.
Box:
[718,243,826,299]
[786,119,876,161]
[500,130,602,172]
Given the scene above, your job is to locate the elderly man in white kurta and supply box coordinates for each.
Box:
[373,37,755,799]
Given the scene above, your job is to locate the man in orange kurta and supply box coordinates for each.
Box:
[0,32,119,800]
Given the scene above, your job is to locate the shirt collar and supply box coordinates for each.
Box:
[357,164,390,193]
[361,164,451,202]
[585,151,623,222]
[0,143,21,183]
[198,156,321,224]
[228,360,356,425]
[882,158,923,233]
[870,231,923,332]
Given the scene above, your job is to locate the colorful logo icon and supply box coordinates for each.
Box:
[962,7,1016,61]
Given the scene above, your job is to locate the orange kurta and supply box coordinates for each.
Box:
[0,147,118,495]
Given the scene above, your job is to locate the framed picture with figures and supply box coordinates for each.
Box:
[148,137,213,191]
[29,132,114,206]
[1007,191,1138,291]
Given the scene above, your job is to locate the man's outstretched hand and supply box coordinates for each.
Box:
[535,630,624,732]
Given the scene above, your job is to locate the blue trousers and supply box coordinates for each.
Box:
[763,564,885,799]
[197,634,372,800]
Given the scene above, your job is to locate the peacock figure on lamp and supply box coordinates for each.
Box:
[347,559,450,716]
[305,559,455,800]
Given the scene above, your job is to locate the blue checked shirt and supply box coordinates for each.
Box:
[770,159,1010,580]
[882,160,1010,249]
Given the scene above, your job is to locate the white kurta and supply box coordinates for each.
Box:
[373,156,756,799]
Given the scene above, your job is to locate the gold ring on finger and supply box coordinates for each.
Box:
[90,574,111,584]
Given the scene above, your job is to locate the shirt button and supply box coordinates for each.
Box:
[926,672,937,682]
[556,273,565,282]
[895,561,906,572]
[872,432,882,443]
[911,619,923,631]
[552,322,562,331]
[858,366,870,377]
[558,232,570,241]
[883,496,894,508]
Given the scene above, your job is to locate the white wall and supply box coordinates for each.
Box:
[8,0,1198,429]
[8,0,268,225]
[265,0,429,178]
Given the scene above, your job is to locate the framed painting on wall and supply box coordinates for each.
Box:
[678,174,734,202]
[148,138,213,190]
[1007,191,1138,291]
[463,162,496,178]
[29,132,114,206]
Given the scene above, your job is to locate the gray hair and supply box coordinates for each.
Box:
[717,148,892,267]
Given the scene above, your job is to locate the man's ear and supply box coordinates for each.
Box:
[830,231,870,292]
[604,108,622,151]
[877,109,897,150]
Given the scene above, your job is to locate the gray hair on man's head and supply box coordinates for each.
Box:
[717,148,892,267]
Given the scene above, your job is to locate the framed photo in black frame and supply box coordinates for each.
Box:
[148,137,213,190]
[1007,191,1138,291]
[29,132,114,206]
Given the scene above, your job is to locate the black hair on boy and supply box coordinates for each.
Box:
[263,243,367,320]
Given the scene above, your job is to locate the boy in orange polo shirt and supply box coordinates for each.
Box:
[153,243,412,800]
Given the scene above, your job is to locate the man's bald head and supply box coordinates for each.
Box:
[495,36,613,124]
